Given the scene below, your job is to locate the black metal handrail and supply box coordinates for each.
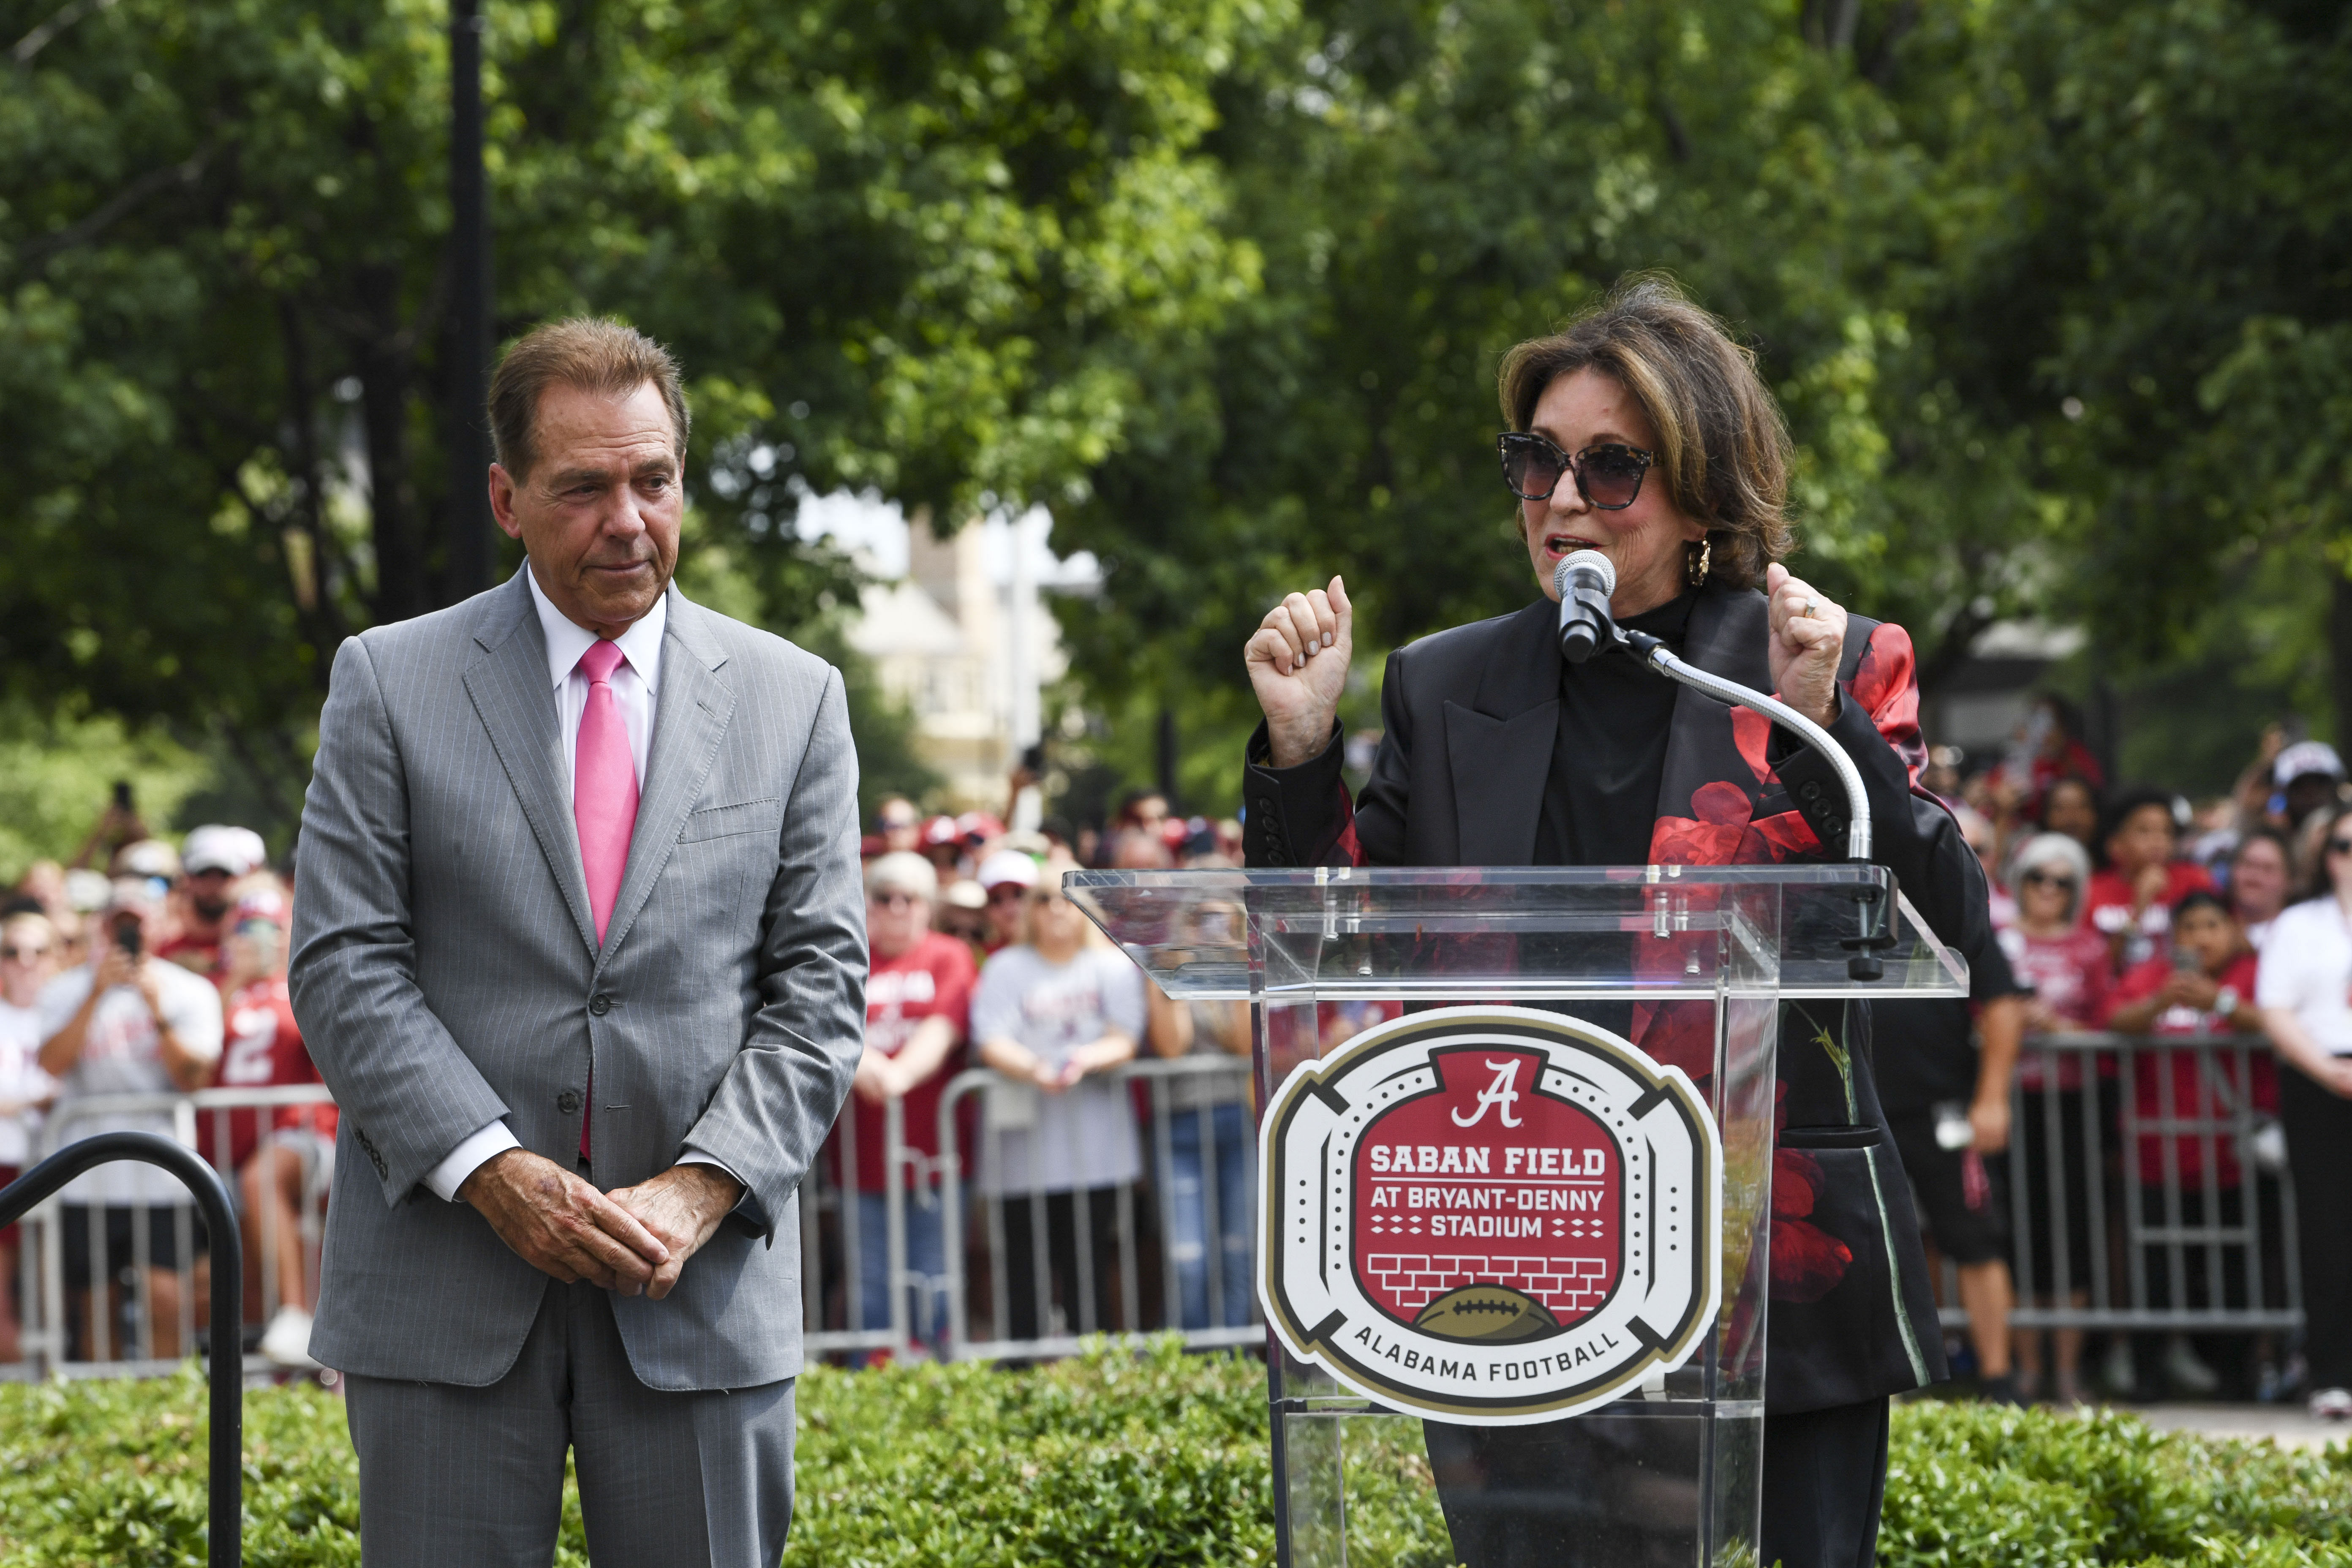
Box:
[0,1130,242,1566]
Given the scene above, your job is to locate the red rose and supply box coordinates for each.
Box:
[1769,1215,1854,1304]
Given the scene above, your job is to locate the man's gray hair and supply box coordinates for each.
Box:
[487,317,690,482]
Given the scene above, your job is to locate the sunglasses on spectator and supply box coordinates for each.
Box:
[2328,836,2352,857]
[2021,870,2077,889]
[1496,433,1655,508]
[868,889,920,909]
[985,885,1027,904]
[0,944,50,962]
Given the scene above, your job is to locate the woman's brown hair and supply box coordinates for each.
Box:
[1497,273,1794,590]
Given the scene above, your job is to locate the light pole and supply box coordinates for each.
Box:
[444,0,492,603]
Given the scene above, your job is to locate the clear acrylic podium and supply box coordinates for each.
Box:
[1070,864,1967,1568]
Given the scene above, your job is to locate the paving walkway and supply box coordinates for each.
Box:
[2116,1402,2351,1453]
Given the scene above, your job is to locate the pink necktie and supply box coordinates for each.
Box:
[574,639,640,944]
[574,639,639,1161]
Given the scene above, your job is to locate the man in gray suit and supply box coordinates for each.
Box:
[290,318,864,1565]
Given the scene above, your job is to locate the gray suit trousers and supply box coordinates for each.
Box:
[345,1279,795,1567]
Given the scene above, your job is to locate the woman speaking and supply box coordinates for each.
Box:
[1239,276,1990,1568]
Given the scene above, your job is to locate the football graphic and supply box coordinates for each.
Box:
[1413,1284,1560,1344]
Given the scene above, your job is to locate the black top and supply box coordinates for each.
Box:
[1524,592,1693,1037]
[1873,917,2028,1113]
[1533,592,1694,868]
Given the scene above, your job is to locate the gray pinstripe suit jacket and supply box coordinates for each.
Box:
[289,568,866,1391]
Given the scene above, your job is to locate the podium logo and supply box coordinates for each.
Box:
[1451,1059,1524,1128]
[1258,1006,1721,1425]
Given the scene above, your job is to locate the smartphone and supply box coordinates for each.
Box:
[112,780,134,812]
[2172,945,2200,973]
[116,920,142,959]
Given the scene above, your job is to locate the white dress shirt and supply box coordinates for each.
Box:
[427,568,729,1202]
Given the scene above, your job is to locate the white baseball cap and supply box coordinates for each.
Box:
[2274,740,2344,789]
[976,849,1040,891]
[183,824,267,877]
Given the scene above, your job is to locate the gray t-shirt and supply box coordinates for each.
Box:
[970,945,1146,1195]
[39,962,224,1203]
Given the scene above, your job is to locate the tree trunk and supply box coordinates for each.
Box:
[357,283,427,624]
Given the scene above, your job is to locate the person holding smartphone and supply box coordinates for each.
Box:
[36,878,223,1360]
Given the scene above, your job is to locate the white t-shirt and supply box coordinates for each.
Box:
[38,961,225,1203]
[970,945,1147,1195]
[2254,897,2352,1058]
[0,1000,57,1168]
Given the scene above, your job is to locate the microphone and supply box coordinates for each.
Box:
[1554,550,1617,664]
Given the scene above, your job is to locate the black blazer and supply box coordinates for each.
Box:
[1241,579,1995,1413]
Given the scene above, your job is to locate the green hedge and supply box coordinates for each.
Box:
[1,1345,2346,1566]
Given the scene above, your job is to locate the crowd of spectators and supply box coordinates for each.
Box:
[14,716,2347,1418]
[824,791,1258,1354]
[1914,710,2352,1419]
[0,807,330,1373]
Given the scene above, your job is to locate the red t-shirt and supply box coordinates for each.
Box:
[213,977,338,1170]
[2000,925,2114,1089]
[155,928,226,980]
[835,933,975,1193]
[2109,950,2271,1188]
[2085,861,2216,972]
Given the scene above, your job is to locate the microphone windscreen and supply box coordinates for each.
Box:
[1554,549,1617,598]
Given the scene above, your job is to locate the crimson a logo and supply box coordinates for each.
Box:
[1258,1007,1721,1424]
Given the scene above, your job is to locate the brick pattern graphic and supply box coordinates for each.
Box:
[1363,1252,1612,1319]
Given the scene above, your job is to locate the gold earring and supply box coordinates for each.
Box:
[1686,537,1711,588]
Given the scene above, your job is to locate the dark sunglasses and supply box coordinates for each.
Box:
[868,889,920,909]
[2021,869,2077,890]
[2327,836,2352,857]
[1496,433,1655,509]
[0,944,50,961]
[985,884,1028,904]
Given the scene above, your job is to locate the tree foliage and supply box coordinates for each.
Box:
[5,0,2348,822]
[1,0,1270,832]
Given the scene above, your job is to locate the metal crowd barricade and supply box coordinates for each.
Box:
[16,1061,1266,1376]
[0,1131,244,1563]
[800,1092,912,1358]
[936,1054,1262,1362]
[1931,1032,2300,1334]
[16,1084,335,1378]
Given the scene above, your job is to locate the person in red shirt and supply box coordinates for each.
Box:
[213,887,337,1370]
[2106,890,2271,1398]
[154,825,267,979]
[835,852,973,1356]
[2085,788,2215,974]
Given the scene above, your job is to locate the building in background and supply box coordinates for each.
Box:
[839,507,1090,815]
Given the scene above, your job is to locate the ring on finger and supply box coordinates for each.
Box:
[1799,596,1818,619]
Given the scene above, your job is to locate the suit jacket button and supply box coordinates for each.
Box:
[588,993,613,1016]
[1799,781,1823,803]
[558,1090,583,1114]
